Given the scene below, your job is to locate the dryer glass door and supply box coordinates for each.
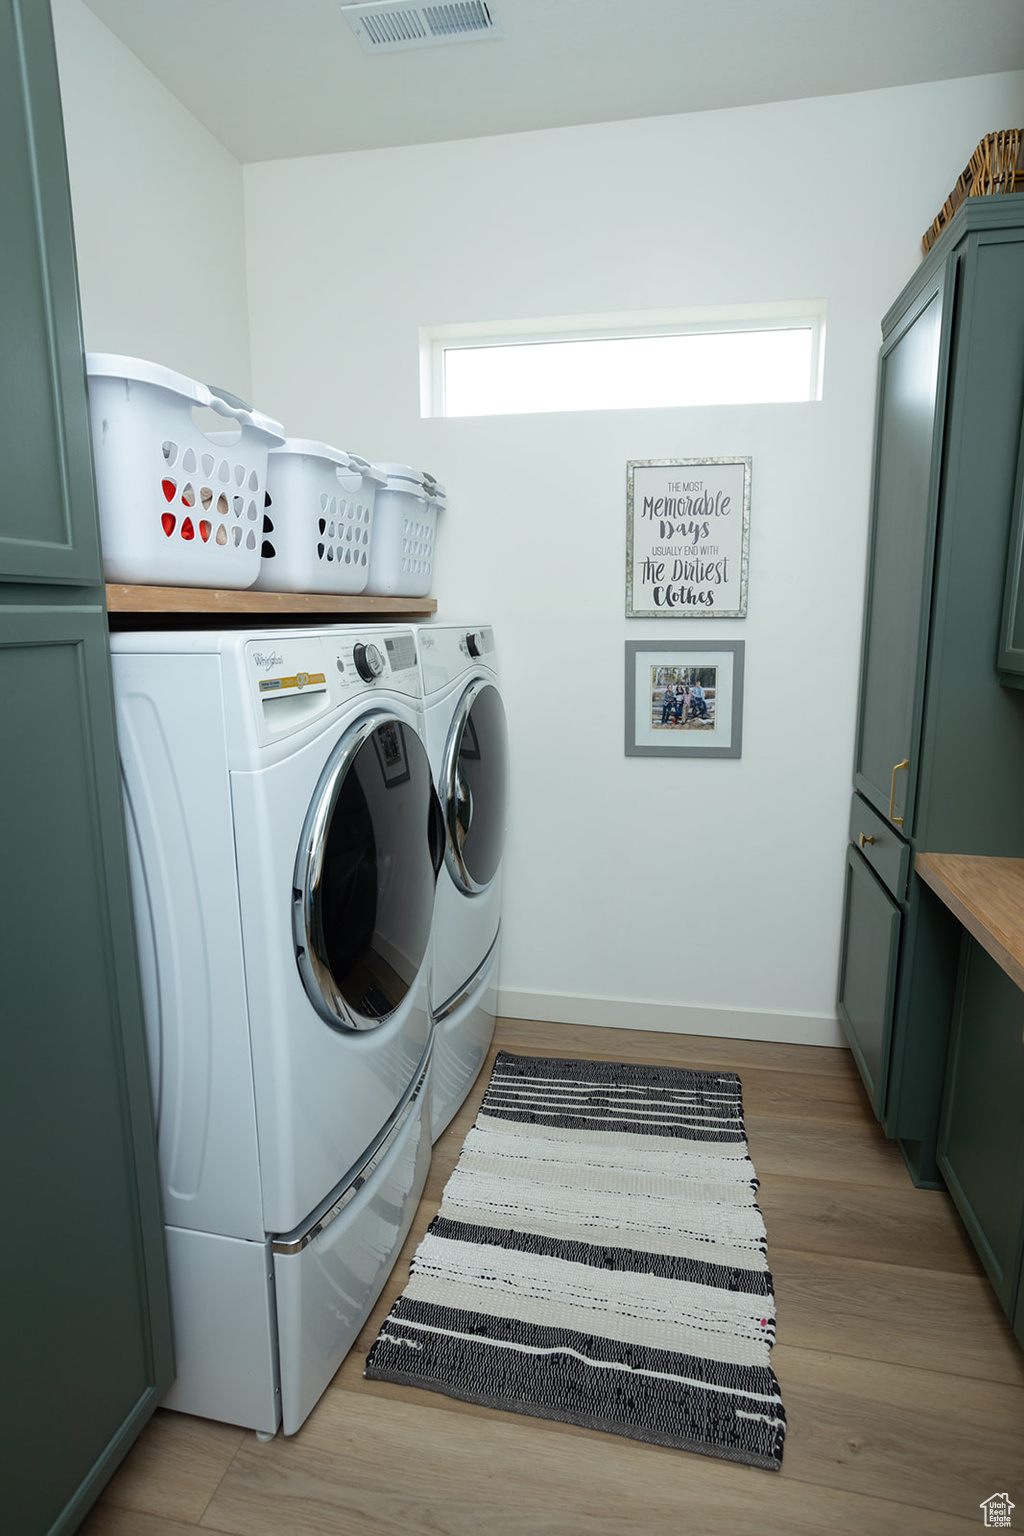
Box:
[442,680,509,895]
[294,713,442,1031]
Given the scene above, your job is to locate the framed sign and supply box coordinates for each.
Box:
[625,641,745,759]
[626,457,751,617]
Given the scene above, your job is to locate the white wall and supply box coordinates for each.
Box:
[244,73,1024,1046]
[51,0,252,400]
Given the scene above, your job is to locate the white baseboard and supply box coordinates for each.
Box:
[496,988,846,1049]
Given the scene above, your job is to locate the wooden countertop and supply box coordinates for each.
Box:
[105,584,437,622]
[915,852,1024,992]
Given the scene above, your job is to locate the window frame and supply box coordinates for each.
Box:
[420,301,827,418]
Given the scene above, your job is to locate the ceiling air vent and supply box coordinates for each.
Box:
[342,1,503,54]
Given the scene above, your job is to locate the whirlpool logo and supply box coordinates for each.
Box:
[253,651,284,669]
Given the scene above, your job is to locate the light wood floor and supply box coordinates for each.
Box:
[81,1019,1024,1536]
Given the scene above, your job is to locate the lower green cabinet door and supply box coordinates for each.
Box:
[0,610,174,1536]
[838,846,902,1119]
[938,938,1024,1316]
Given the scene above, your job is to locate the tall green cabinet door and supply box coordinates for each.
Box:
[853,259,956,837]
[0,3,174,1533]
[0,0,102,584]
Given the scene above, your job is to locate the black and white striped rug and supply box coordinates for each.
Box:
[364,1051,786,1470]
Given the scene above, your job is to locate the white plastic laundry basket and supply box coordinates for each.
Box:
[364,464,446,598]
[86,354,284,588]
[255,440,384,594]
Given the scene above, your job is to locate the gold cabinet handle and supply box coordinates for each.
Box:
[889,759,909,828]
[858,832,875,849]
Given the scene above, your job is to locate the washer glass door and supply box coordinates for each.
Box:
[443,680,509,895]
[294,713,441,1030]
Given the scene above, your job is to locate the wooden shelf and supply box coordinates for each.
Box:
[105,583,437,627]
[915,852,1024,993]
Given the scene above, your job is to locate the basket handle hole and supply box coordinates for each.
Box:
[191,404,242,446]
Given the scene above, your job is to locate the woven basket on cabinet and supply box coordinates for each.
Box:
[923,130,1024,254]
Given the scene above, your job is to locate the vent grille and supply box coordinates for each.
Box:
[342,1,502,53]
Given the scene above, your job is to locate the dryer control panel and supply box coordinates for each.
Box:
[417,624,496,696]
[244,628,422,746]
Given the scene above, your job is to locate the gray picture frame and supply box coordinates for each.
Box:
[625,640,745,758]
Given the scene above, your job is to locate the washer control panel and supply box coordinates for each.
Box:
[243,628,421,744]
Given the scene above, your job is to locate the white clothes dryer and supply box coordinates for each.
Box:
[110,624,441,1437]
[415,624,508,1139]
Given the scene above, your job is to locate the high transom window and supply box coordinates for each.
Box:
[422,304,826,418]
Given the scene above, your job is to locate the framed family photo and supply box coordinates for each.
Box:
[624,641,745,758]
[626,457,751,618]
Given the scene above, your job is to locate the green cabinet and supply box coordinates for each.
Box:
[0,4,174,1533]
[839,193,1024,1185]
[938,938,1024,1319]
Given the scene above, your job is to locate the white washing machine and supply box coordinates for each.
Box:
[415,624,508,1139]
[110,624,441,1437]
